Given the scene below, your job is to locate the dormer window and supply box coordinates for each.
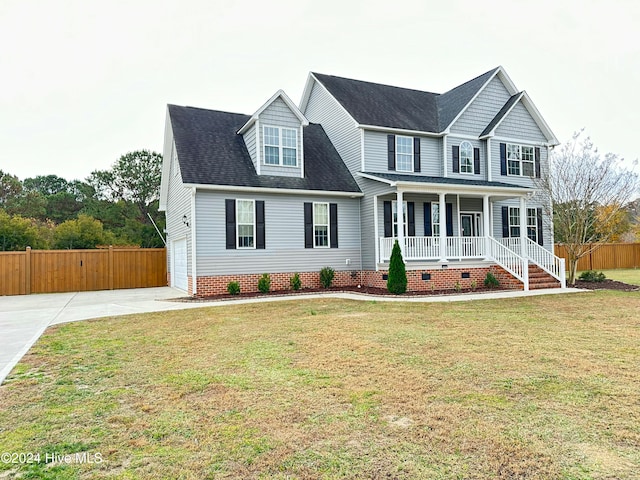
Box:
[264,126,298,167]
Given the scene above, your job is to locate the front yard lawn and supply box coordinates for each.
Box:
[1,291,639,479]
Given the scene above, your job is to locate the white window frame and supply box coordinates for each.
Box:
[460,141,473,174]
[392,200,408,237]
[527,208,538,242]
[236,199,256,249]
[263,125,298,167]
[508,207,520,238]
[395,136,413,173]
[431,203,440,237]
[506,143,535,177]
[313,202,330,248]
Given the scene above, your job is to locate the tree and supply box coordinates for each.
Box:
[387,240,407,294]
[53,214,114,249]
[23,175,69,196]
[536,131,639,284]
[87,150,162,222]
[0,211,44,251]
[0,170,22,207]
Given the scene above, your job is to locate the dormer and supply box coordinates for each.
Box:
[237,90,309,178]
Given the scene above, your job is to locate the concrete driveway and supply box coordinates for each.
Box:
[0,287,208,385]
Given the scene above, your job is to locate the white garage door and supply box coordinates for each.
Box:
[172,239,188,291]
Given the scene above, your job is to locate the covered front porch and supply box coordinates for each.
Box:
[363,173,566,289]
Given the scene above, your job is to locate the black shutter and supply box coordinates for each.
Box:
[255,200,265,249]
[383,201,392,237]
[387,135,396,171]
[330,203,338,248]
[535,147,541,178]
[500,143,507,176]
[304,202,313,248]
[502,206,509,238]
[537,207,544,246]
[452,145,460,173]
[225,199,236,249]
[407,202,415,236]
[413,137,421,172]
[446,203,453,237]
[424,202,432,236]
[473,147,480,175]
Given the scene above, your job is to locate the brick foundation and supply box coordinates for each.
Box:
[191,265,522,297]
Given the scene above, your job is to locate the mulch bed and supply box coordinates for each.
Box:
[168,285,515,303]
[572,279,639,292]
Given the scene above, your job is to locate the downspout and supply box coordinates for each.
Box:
[190,187,197,296]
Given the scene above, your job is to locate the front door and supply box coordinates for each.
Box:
[461,214,476,237]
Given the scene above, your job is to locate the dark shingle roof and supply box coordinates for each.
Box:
[362,172,530,190]
[480,92,523,137]
[312,68,499,133]
[169,105,361,193]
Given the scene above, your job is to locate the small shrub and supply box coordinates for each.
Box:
[387,240,407,294]
[470,280,478,291]
[484,272,500,289]
[454,281,462,293]
[227,281,240,295]
[319,267,335,289]
[258,273,271,293]
[290,272,302,290]
[578,270,606,282]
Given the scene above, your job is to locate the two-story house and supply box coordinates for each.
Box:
[160,67,566,297]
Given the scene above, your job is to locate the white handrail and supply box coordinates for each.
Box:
[488,237,526,285]
[526,238,566,288]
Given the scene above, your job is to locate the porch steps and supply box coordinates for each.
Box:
[528,264,561,290]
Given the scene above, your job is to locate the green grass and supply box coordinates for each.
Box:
[1,291,639,478]
[596,268,640,285]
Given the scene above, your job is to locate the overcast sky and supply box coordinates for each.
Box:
[1,0,638,182]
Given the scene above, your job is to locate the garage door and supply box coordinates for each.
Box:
[172,239,188,291]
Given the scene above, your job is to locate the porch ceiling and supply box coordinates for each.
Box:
[359,172,532,197]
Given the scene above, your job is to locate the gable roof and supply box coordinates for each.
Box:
[308,68,503,133]
[480,92,524,138]
[310,73,441,132]
[167,105,361,194]
[237,89,308,135]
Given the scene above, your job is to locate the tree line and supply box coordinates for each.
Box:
[0,150,164,251]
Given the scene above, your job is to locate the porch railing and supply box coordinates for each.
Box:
[488,237,527,286]
[525,238,567,288]
[379,236,486,262]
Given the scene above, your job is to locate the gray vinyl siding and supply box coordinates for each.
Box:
[259,97,303,177]
[445,136,486,180]
[494,102,547,143]
[450,76,511,136]
[492,199,553,251]
[165,140,193,275]
[303,80,361,174]
[491,143,549,188]
[194,190,361,275]
[242,123,257,170]
[363,130,441,176]
[359,179,394,269]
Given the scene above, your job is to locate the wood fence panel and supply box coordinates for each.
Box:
[0,252,27,295]
[554,243,640,271]
[0,248,166,296]
[112,248,167,289]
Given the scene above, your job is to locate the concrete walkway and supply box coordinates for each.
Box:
[0,286,584,385]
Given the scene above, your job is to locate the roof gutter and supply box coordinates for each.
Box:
[358,124,444,137]
[183,183,363,197]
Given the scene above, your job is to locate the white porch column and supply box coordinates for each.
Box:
[439,192,447,262]
[373,195,379,269]
[519,196,529,291]
[397,190,405,258]
[483,195,491,259]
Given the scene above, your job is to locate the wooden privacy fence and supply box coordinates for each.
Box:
[554,243,640,271]
[0,247,167,296]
